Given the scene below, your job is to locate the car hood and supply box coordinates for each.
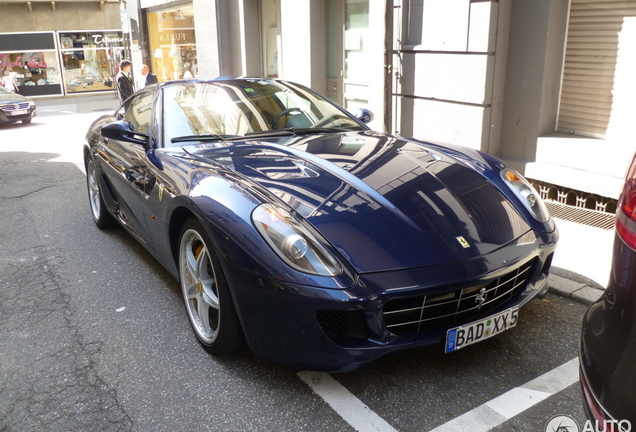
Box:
[0,92,32,103]
[187,131,532,273]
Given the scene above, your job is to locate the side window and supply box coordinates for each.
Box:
[122,92,153,134]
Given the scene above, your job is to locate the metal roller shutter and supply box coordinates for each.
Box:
[557,0,636,138]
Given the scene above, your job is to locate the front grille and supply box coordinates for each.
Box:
[316,310,368,343]
[383,260,535,335]
[0,102,30,112]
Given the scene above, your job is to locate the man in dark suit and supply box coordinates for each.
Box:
[116,60,135,103]
[141,64,158,86]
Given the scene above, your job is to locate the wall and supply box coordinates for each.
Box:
[192,0,261,79]
[193,0,225,78]
[0,2,120,31]
[500,0,631,199]
[279,0,326,94]
[393,0,506,152]
[499,0,568,163]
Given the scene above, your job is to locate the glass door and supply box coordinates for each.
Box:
[343,0,369,112]
[260,0,279,78]
[326,0,370,110]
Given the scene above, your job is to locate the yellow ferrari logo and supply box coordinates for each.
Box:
[456,236,470,248]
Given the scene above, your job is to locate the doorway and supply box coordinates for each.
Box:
[326,0,370,111]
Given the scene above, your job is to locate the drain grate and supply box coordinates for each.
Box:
[545,201,616,230]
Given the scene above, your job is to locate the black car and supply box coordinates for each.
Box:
[0,87,37,125]
[580,153,636,430]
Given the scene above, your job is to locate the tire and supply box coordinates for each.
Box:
[86,158,115,229]
[178,219,243,354]
[21,119,32,124]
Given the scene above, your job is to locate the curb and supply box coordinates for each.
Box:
[548,273,604,306]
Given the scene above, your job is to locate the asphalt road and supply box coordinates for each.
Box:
[0,112,589,432]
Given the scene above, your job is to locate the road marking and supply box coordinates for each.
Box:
[299,357,579,432]
[429,357,580,432]
[298,371,398,432]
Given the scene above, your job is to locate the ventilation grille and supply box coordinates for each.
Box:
[530,179,617,230]
[545,201,616,230]
[316,310,369,344]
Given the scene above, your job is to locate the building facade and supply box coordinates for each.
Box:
[130,0,633,207]
[0,0,124,97]
[4,0,631,209]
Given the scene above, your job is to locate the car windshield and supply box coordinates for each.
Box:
[162,79,364,146]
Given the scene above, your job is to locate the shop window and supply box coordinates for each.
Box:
[147,6,197,82]
[59,32,126,94]
[1,32,62,97]
[0,51,62,97]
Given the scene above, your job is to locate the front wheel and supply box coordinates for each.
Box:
[178,219,243,354]
[86,158,115,229]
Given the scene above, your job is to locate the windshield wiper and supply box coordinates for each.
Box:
[243,130,297,138]
[282,127,358,134]
[172,126,359,144]
[171,133,240,144]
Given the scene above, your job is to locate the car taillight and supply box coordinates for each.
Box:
[580,371,619,432]
[616,155,636,250]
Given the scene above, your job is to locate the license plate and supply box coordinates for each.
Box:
[10,110,28,116]
[445,307,519,353]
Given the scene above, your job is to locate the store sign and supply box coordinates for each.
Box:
[92,34,125,46]
[158,30,195,45]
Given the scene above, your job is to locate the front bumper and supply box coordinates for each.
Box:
[0,106,36,124]
[229,229,557,372]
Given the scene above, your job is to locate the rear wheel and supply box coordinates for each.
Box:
[86,158,115,228]
[178,219,243,354]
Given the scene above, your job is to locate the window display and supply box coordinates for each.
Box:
[59,32,126,93]
[147,6,197,82]
[1,52,62,96]
[1,32,63,97]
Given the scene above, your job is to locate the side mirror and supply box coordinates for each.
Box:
[354,108,374,124]
[101,121,150,147]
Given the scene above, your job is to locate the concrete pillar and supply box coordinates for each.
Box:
[279,0,326,94]
[193,0,226,77]
[499,0,568,162]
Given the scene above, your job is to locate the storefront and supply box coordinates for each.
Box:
[146,5,197,82]
[1,30,126,97]
[59,31,126,94]
[0,32,62,97]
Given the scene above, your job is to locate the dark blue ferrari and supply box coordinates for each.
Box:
[83,78,558,372]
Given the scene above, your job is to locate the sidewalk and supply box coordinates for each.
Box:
[29,93,611,307]
[549,217,611,305]
[34,92,120,116]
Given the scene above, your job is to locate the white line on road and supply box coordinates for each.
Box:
[299,357,580,432]
[298,371,399,432]
[429,357,579,432]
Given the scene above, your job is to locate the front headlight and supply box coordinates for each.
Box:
[252,203,343,276]
[501,168,550,222]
